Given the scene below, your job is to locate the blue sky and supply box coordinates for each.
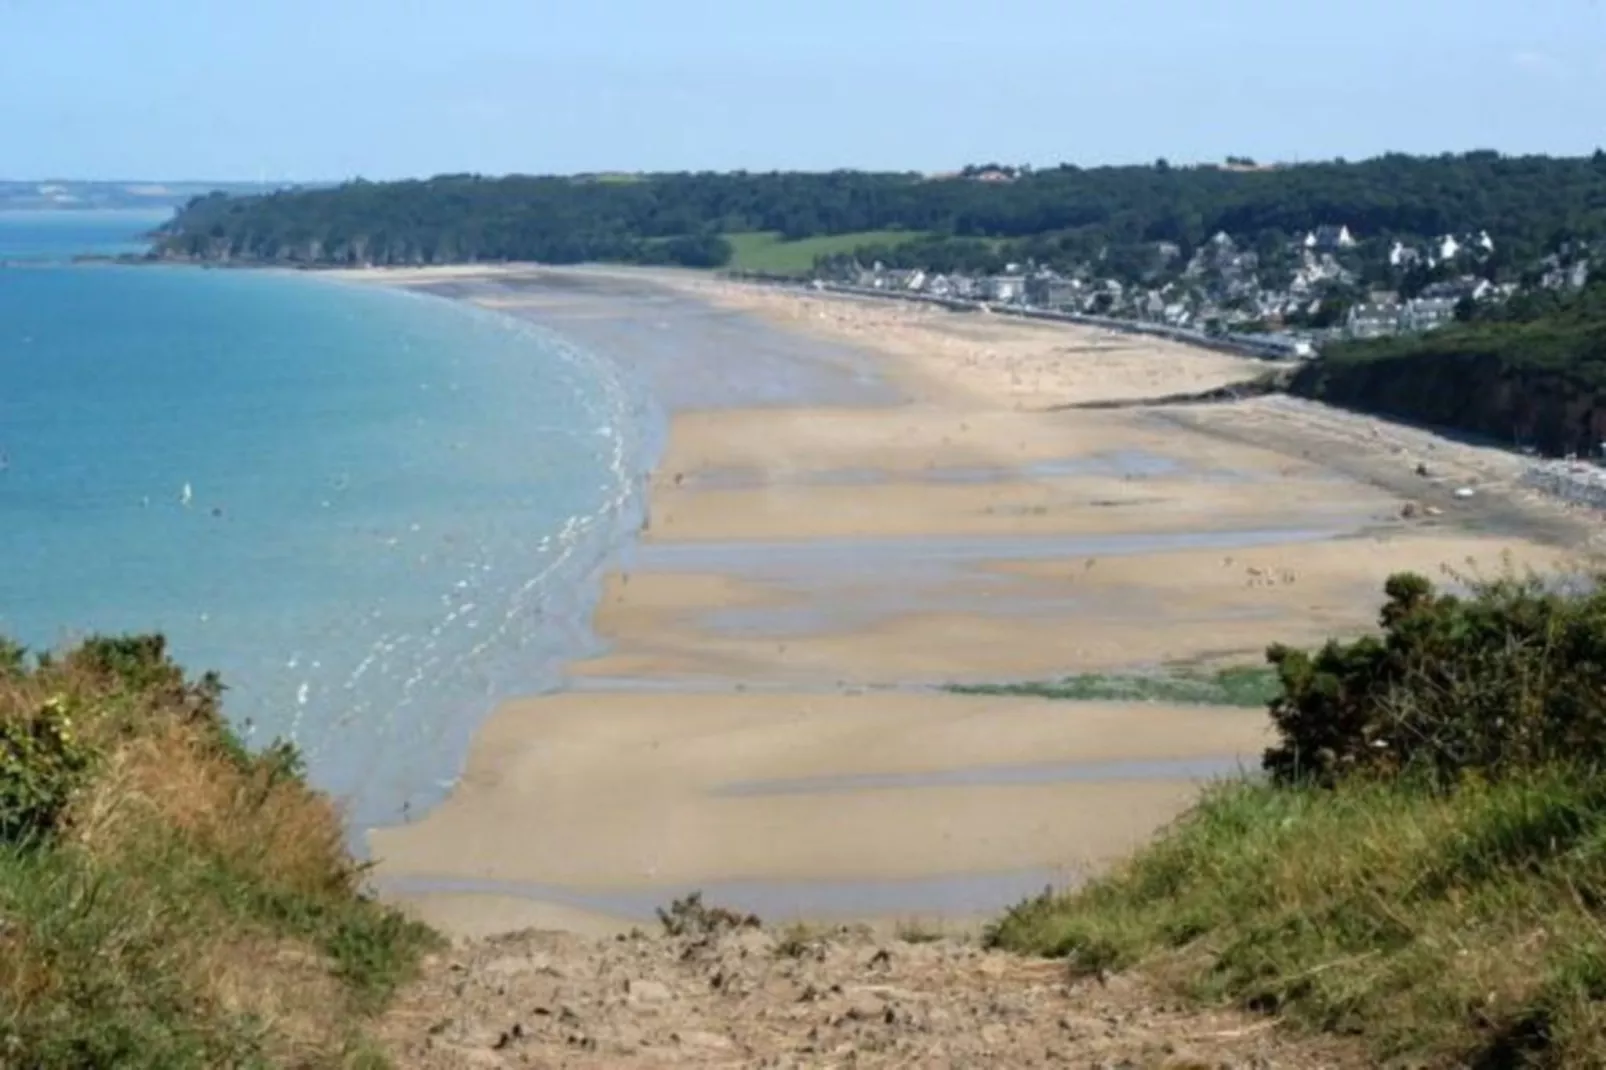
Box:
[3,0,1602,179]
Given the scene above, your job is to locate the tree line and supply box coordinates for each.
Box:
[152,152,1606,273]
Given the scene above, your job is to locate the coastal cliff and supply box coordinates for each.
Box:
[1289,281,1606,456]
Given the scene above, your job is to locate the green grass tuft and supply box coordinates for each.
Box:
[947,665,1280,707]
[988,769,1606,1064]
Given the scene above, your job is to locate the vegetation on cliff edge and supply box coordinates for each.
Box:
[0,635,437,1069]
[989,569,1606,1067]
[1291,278,1606,456]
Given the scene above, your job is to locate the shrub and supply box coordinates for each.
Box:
[0,638,26,677]
[0,632,438,1067]
[991,567,1606,1064]
[1263,570,1606,785]
[0,694,94,844]
[655,891,760,938]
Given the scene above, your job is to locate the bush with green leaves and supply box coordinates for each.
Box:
[0,634,263,847]
[0,632,438,1067]
[1263,570,1606,785]
[0,693,93,843]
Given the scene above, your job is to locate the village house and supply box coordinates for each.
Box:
[1400,297,1459,332]
[1388,241,1422,268]
[1026,275,1080,308]
[982,275,1027,303]
[1305,225,1357,252]
[1346,301,1403,339]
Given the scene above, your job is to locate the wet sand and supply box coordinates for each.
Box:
[336,265,1582,935]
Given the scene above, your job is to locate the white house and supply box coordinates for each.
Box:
[1306,225,1357,251]
[984,275,1026,303]
[1388,241,1421,268]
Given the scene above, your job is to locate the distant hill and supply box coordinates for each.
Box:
[0,179,313,212]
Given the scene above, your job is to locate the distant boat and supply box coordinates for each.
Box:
[180,482,193,507]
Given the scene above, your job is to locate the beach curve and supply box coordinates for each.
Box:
[332,264,1583,934]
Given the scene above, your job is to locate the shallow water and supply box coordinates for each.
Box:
[599,527,1349,648]
[0,217,658,829]
[677,447,1251,490]
[713,755,1254,796]
[621,527,1350,581]
[421,274,899,411]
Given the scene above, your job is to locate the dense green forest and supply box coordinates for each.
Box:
[1291,278,1606,454]
[153,152,1606,274]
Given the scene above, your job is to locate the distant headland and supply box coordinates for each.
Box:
[0,178,318,212]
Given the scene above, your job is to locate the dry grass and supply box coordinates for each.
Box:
[988,573,1606,1067]
[988,770,1606,1067]
[0,635,438,1069]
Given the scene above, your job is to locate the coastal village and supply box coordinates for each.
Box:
[806,224,1596,359]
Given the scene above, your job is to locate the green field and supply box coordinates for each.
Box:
[723,230,925,275]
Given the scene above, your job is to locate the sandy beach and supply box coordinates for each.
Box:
[342,265,1587,935]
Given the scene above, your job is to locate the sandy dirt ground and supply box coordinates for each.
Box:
[370,692,1271,891]
[343,267,1585,941]
[681,281,1268,408]
[381,909,1366,1069]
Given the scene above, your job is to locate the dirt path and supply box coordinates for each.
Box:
[381,906,1361,1069]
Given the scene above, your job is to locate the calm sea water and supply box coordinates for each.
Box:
[0,208,167,261]
[0,212,652,830]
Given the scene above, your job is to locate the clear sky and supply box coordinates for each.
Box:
[3,0,1603,180]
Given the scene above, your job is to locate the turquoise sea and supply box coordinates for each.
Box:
[0,211,651,830]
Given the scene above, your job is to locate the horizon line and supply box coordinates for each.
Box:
[5,146,1605,188]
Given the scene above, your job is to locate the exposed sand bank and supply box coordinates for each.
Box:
[677,280,1268,407]
[371,692,1271,894]
[341,266,1584,937]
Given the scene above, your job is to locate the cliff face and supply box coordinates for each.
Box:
[1290,330,1606,457]
[154,233,466,267]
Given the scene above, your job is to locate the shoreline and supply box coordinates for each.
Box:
[0,253,679,840]
[334,264,1585,936]
[287,268,668,838]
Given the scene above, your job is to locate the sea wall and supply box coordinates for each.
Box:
[1523,459,1606,510]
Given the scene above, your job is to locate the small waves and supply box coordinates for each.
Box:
[243,289,658,831]
[0,256,661,835]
